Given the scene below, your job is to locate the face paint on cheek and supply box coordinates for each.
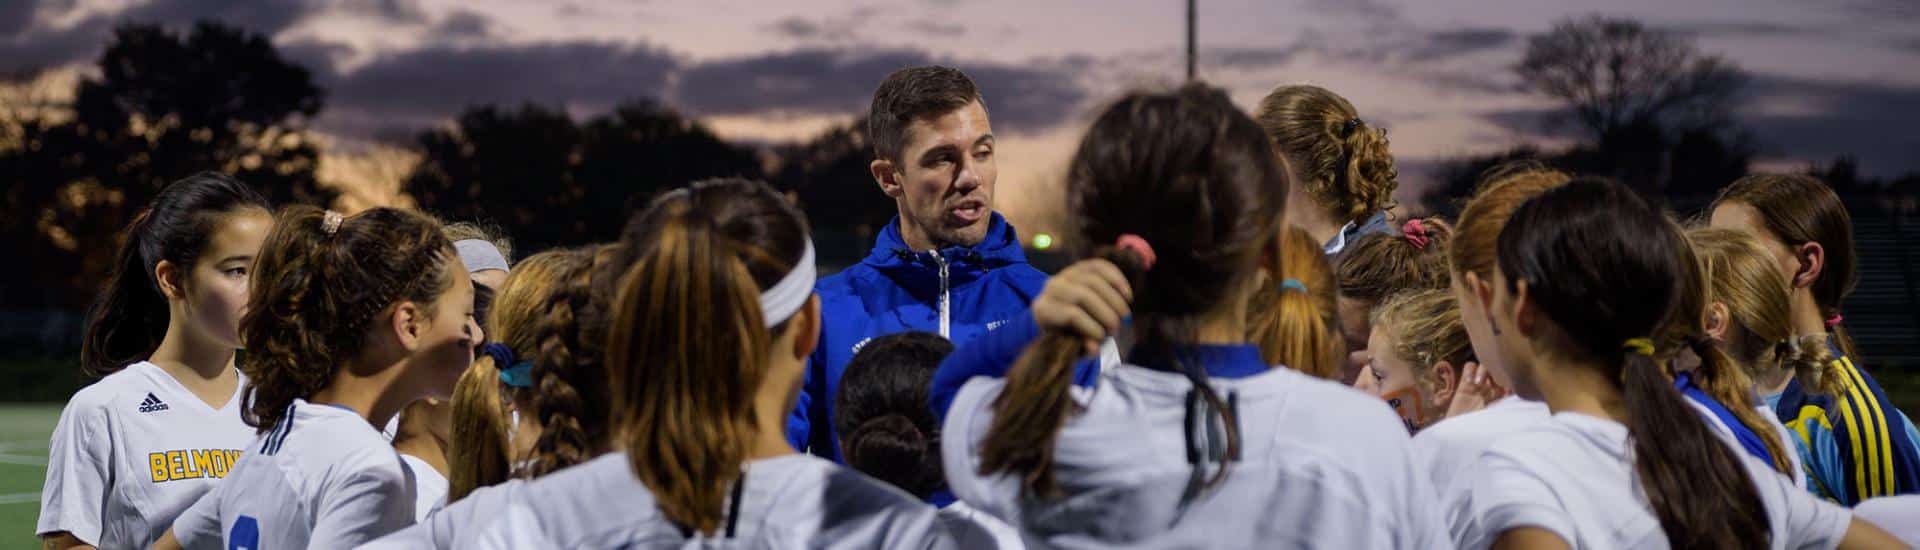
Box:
[1382,388,1428,433]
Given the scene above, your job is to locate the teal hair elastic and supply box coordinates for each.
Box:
[1280,278,1309,293]
[482,343,536,388]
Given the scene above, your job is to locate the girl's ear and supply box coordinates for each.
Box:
[1791,241,1825,290]
[790,295,822,361]
[1427,360,1459,409]
[155,259,185,301]
[1703,302,1732,341]
[391,301,425,352]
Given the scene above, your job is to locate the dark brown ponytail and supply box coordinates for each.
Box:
[980,83,1286,498]
[1499,179,1769,547]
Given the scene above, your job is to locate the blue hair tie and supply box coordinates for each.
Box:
[1280,278,1309,293]
[481,343,535,388]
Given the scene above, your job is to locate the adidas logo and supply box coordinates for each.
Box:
[138,393,170,413]
[986,319,1010,331]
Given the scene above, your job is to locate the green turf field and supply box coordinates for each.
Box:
[0,404,58,549]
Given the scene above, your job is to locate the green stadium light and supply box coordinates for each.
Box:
[1033,233,1054,250]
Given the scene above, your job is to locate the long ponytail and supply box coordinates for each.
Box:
[606,179,808,536]
[1670,232,1793,475]
[1248,226,1344,379]
[80,172,267,378]
[979,84,1284,499]
[447,355,510,502]
[1499,179,1769,546]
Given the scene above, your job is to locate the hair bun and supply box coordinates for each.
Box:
[843,414,941,496]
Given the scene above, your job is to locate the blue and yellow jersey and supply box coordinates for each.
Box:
[1769,342,1920,505]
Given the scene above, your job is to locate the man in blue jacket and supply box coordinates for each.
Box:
[789,66,1048,462]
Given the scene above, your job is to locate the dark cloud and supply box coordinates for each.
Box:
[1742,75,1920,176]
[327,41,679,125]
[767,16,824,39]
[277,39,354,77]
[1301,0,1398,18]
[0,16,112,74]
[1661,21,1810,38]
[1208,46,1308,69]
[0,0,328,73]
[431,9,493,40]
[671,48,1087,132]
[1477,108,1587,140]
[1846,0,1920,21]
[904,19,965,37]
[335,0,427,24]
[1408,28,1516,61]
[0,1,38,36]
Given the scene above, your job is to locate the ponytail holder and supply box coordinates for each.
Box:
[1401,219,1430,250]
[481,343,535,388]
[1621,337,1656,357]
[1280,278,1308,293]
[1340,118,1364,137]
[1115,234,1157,272]
[321,210,344,236]
[1825,314,1843,329]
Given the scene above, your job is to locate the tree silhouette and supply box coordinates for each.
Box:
[406,100,762,252]
[773,118,897,239]
[0,21,330,309]
[1517,16,1745,140]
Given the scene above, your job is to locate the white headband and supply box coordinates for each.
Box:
[454,239,510,274]
[759,239,817,327]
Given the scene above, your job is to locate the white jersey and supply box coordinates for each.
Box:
[1411,395,1552,536]
[938,500,1025,550]
[366,452,946,549]
[1854,496,1920,547]
[400,453,449,523]
[1457,411,1852,549]
[35,362,253,549]
[171,399,416,549]
[943,363,1449,549]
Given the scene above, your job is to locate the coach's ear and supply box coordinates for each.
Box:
[871,158,904,199]
[788,295,821,361]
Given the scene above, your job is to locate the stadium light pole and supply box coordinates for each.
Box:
[1186,0,1197,81]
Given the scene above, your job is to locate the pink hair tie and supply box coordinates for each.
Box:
[1825,314,1844,328]
[1115,234,1156,271]
[1401,219,1430,250]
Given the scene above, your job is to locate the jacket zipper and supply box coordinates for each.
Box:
[931,250,951,338]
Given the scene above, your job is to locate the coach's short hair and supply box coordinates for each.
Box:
[868,66,983,164]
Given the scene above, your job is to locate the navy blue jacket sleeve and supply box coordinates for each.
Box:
[929,311,1103,423]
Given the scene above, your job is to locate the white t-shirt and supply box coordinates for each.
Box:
[943,364,1448,549]
[1458,411,1852,549]
[400,453,449,523]
[366,452,946,549]
[35,362,254,549]
[939,500,1025,550]
[1853,496,1920,547]
[1411,395,1551,538]
[171,399,416,549]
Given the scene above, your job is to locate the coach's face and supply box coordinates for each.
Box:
[874,101,997,250]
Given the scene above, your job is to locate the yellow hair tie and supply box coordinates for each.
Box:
[1622,337,1656,357]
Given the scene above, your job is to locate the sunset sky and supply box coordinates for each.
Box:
[3,0,1917,227]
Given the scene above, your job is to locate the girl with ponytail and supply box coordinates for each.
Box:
[370,178,940,549]
[1710,173,1920,504]
[1246,226,1345,381]
[1411,162,1561,528]
[1254,84,1401,257]
[933,84,1445,548]
[39,172,269,550]
[1332,217,1453,382]
[157,205,478,549]
[1459,178,1898,549]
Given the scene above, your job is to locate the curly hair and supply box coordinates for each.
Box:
[1255,84,1398,225]
[238,205,454,433]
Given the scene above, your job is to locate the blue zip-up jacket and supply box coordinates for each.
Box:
[789,213,1048,461]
